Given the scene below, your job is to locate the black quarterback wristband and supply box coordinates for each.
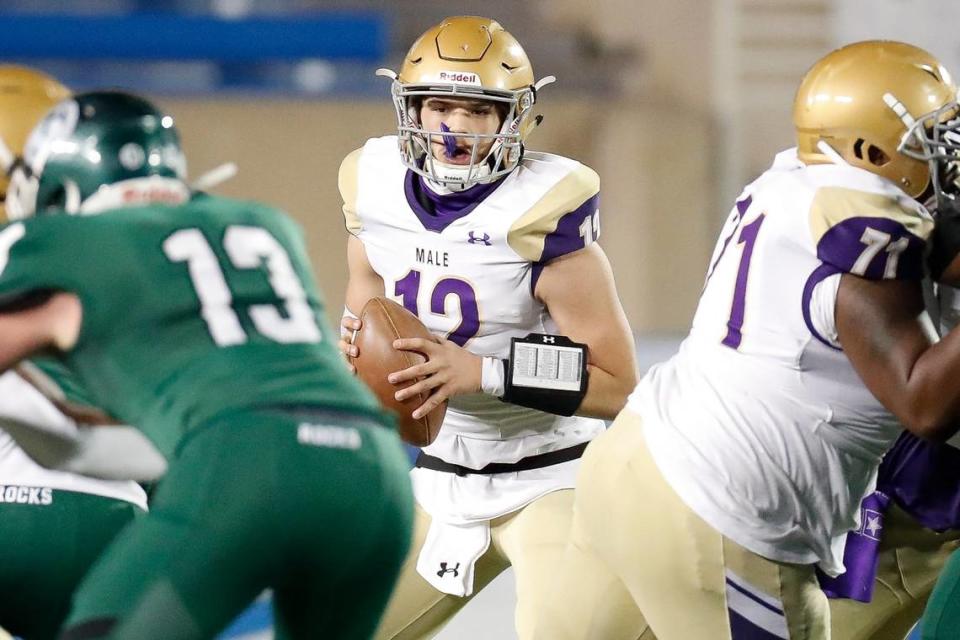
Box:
[499,333,589,417]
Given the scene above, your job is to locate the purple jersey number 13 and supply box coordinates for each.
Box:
[722,214,766,349]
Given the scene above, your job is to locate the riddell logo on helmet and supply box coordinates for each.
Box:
[437,71,481,86]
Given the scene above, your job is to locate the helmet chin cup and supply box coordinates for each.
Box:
[425,156,493,193]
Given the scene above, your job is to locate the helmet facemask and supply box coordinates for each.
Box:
[381,69,550,191]
[6,159,38,220]
[887,94,960,206]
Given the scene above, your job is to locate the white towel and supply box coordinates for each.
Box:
[416,518,491,597]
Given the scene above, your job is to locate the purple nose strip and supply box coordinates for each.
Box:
[440,122,457,157]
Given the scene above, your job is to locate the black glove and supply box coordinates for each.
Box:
[928,192,960,280]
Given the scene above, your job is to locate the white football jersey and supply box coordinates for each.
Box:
[628,149,930,575]
[0,371,147,509]
[340,136,605,521]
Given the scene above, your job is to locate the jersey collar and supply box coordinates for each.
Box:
[403,170,503,233]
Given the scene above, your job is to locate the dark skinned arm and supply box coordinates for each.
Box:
[836,274,960,440]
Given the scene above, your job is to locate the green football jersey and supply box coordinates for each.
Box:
[28,357,100,408]
[0,194,389,457]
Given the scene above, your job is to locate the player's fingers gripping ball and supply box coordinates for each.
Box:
[350,297,446,446]
[338,312,363,372]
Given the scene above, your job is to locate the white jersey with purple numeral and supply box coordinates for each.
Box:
[340,136,605,522]
[628,148,931,575]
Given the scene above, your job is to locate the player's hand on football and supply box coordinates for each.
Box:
[389,337,482,419]
[338,315,362,374]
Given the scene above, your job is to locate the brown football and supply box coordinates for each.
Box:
[350,297,446,447]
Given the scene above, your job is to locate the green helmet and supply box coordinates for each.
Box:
[8,90,188,219]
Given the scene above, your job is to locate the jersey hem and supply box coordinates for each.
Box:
[410,462,580,524]
[637,411,829,571]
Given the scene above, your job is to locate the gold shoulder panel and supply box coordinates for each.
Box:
[338,148,363,236]
[809,186,933,244]
[507,164,600,262]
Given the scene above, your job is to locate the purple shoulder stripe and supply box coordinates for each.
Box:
[530,193,600,294]
[817,216,925,280]
[539,193,600,263]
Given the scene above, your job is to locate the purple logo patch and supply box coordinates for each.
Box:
[860,508,883,541]
[467,231,492,246]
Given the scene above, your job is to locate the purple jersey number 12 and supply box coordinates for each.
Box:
[395,269,480,346]
[722,214,766,349]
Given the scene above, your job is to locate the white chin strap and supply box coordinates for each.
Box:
[816,140,850,167]
[425,159,493,193]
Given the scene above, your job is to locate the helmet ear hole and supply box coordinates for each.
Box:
[867,144,890,167]
[853,138,866,160]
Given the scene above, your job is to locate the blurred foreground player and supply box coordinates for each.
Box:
[536,41,960,640]
[338,15,637,640]
[0,66,147,640]
[0,90,412,640]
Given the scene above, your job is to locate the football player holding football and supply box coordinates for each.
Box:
[337,16,638,640]
[534,41,960,640]
[0,66,148,640]
[0,89,414,639]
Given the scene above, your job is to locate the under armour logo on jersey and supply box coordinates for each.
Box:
[542,336,556,344]
[437,562,461,578]
[467,231,492,246]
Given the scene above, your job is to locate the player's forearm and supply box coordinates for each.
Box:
[837,274,960,441]
[896,329,960,440]
[574,364,636,420]
[0,315,52,372]
[848,314,960,441]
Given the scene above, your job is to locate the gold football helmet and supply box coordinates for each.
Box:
[377,16,554,189]
[794,40,960,200]
[0,65,70,218]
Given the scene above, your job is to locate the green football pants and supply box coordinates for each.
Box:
[920,546,960,639]
[0,489,143,640]
[60,409,414,640]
